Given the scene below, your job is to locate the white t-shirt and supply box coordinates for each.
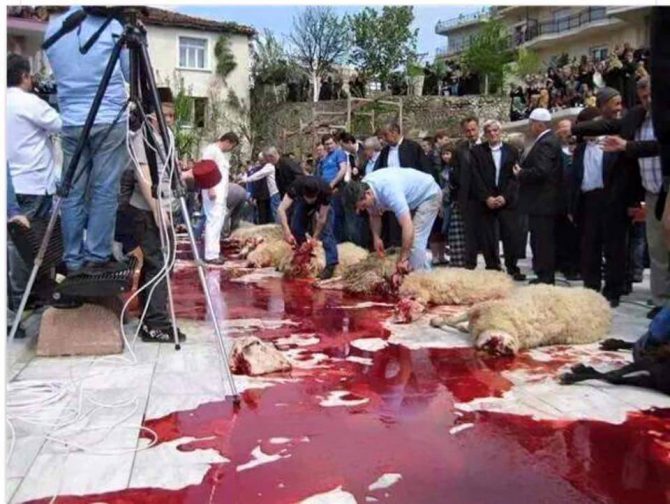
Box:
[245,163,279,197]
[6,87,62,195]
[202,143,230,199]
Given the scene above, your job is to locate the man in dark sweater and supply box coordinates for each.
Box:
[277,176,338,280]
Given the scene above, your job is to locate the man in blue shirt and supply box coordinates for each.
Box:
[318,134,349,242]
[45,6,130,275]
[346,168,441,272]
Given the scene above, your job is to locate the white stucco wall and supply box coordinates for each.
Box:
[143,24,252,156]
[146,25,250,104]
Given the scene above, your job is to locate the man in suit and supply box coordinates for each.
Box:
[450,116,483,269]
[374,122,432,173]
[471,120,525,280]
[563,84,657,310]
[373,122,432,247]
[513,108,563,285]
[554,118,581,281]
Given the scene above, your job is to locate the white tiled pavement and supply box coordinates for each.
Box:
[4,262,668,504]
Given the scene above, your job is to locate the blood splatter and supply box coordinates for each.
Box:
[23,259,670,504]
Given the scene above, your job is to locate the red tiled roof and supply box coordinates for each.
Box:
[7,5,256,36]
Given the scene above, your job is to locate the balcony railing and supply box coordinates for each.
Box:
[435,10,490,34]
[513,7,607,46]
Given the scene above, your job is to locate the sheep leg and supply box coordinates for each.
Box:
[314,276,344,290]
[430,310,469,333]
[560,363,643,386]
[600,338,634,352]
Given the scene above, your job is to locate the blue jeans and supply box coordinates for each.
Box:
[634,306,670,360]
[270,192,281,223]
[291,201,338,266]
[60,123,128,270]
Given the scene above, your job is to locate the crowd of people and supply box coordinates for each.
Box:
[243,78,661,316]
[4,6,667,345]
[510,43,650,121]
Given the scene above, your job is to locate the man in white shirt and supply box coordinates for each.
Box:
[6,54,61,206]
[6,54,62,311]
[241,146,281,221]
[201,132,239,265]
[363,137,382,177]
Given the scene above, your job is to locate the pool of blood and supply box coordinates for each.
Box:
[26,266,670,504]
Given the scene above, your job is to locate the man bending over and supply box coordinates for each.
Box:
[277,176,339,280]
[346,168,441,273]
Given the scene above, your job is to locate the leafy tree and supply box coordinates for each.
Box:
[514,47,542,79]
[347,6,418,91]
[460,18,513,95]
[214,35,237,79]
[252,29,292,86]
[289,7,350,102]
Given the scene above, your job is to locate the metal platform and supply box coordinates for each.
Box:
[53,256,138,300]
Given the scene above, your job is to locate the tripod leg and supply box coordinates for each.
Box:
[9,198,64,341]
[155,202,181,350]
[178,196,241,404]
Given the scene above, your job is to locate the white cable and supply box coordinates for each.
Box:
[4,106,177,484]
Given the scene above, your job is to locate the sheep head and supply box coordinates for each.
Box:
[475,330,519,356]
[393,297,427,324]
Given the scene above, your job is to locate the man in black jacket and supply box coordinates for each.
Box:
[374,122,432,173]
[373,122,432,247]
[513,108,563,284]
[563,83,658,310]
[274,150,305,198]
[471,120,524,279]
[451,116,483,268]
[568,104,631,307]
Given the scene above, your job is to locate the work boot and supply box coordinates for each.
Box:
[318,264,336,280]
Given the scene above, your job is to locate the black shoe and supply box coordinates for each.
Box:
[647,306,662,320]
[633,272,644,283]
[51,294,84,309]
[509,271,526,281]
[140,325,175,343]
[529,278,553,285]
[563,272,581,281]
[169,327,187,342]
[608,297,620,308]
[318,264,336,280]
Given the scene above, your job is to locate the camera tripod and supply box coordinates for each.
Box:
[10,7,240,404]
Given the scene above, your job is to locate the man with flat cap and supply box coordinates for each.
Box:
[513,108,563,284]
[561,84,655,309]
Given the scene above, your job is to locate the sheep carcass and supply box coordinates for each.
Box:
[395,268,515,323]
[279,241,369,279]
[229,336,292,376]
[246,239,294,268]
[431,285,612,356]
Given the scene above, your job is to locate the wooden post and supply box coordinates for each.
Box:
[371,109,375,134]
[398,98,404,134]
[346,95,352,132]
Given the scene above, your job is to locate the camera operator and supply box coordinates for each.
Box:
[45,6,130,276]
[6,54,62,313]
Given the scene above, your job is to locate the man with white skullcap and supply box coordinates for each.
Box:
[512,108,563,284]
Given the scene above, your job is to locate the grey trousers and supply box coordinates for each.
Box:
[645,192,670,306]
